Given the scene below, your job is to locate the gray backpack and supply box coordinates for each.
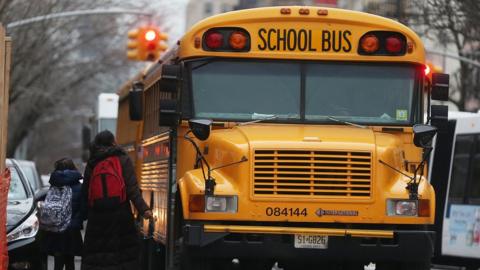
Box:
[38,186,72,232]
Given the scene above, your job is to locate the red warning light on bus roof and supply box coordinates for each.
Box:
[424,64,431,76]
[205,31,224,49]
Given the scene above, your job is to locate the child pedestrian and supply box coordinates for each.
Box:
[40,158,84,270]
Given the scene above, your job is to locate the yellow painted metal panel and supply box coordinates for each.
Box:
[179,6,424,64]
[204,225,394,238]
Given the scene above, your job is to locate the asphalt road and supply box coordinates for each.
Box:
[46,258,449,270]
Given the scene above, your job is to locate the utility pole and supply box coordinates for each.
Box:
[396,0,407,25]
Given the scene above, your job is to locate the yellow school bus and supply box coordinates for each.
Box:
[117,6,450,270]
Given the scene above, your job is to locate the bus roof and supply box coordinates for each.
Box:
[449,111,480,135]
[179,6,425,64]
[98,93,119,119]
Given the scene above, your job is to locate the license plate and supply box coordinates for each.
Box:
[294,234,328,249]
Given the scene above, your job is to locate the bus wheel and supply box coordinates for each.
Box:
[239,259,274,270]
[181,258,213,270]
[148,242,166,270]
[374,262,401,270]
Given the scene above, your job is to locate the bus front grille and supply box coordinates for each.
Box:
[253,150,372,199]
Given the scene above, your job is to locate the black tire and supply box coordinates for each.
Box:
[344,261,371,270]
[148,241,166,270]
[181,257,214,270]
[139,238,149,270]
[279,261,343,270]
[374,261,401,270]
[239,259,274,270]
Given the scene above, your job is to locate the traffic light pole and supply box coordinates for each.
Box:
[6,9,152,30]
[427,49,480,69]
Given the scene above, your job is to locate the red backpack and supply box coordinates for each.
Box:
[88,156,127,209]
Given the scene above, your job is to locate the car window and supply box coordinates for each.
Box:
[21,165,39,190]
[7,166,28,200]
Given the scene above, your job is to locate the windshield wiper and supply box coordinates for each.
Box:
[326,116,367,129]
[239,113,279,126]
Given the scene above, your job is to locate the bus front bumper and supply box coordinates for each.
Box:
[183,223,435,262]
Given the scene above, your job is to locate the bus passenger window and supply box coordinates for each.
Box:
[470,155,480,204]
[448,134,474,204]
[469,136,480,204]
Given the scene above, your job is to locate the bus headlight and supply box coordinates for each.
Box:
[205,196,238,213]
[387,199,417,216]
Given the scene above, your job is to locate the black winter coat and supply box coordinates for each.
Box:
[81,146,149,270]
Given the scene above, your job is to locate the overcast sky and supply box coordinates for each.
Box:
[159,0,189,43]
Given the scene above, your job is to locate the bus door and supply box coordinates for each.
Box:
[442,132,480,260]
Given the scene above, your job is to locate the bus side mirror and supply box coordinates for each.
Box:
[159,64,181,93]
[188,119,212,141]
[431,73,449,101]
[431,105,448,128]
[159,99,180,127]
[129,81,144,121]
[413,124,437,148]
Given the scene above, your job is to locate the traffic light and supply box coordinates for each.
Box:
[127,26,169,61]
[143,27,168,61]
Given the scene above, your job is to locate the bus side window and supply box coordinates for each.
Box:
[469,135,480,205]
[448,134,474,205]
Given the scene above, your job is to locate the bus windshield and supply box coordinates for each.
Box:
[190,60,418,125]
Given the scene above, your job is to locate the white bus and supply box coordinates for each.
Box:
[82,93,120,162]
[431,111,480,270]
[93,93,119,135]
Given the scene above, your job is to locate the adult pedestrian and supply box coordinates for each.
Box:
[81,130,152,270]
[41,158,84,270]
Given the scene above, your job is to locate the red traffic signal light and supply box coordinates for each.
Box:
[145,30,156,41]
[127,26,169,61]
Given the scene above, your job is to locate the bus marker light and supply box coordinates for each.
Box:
[407,41,414,53]
[229,31,248,50]
[424,65,431,76]
[385,36,403,53]
[360,34,379,53]
[205,31,224,49]
[317,9,328,16]
[418,199,430,217]
[280,8,291,15]
[194,37,201,48]
[299,8,310,15]
[189,195,205,212]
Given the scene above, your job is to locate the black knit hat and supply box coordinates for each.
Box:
[93,130,115,147]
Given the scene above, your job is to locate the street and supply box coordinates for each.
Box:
[2,1,480,270]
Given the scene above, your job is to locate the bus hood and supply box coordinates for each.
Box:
[230,124,376,151]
